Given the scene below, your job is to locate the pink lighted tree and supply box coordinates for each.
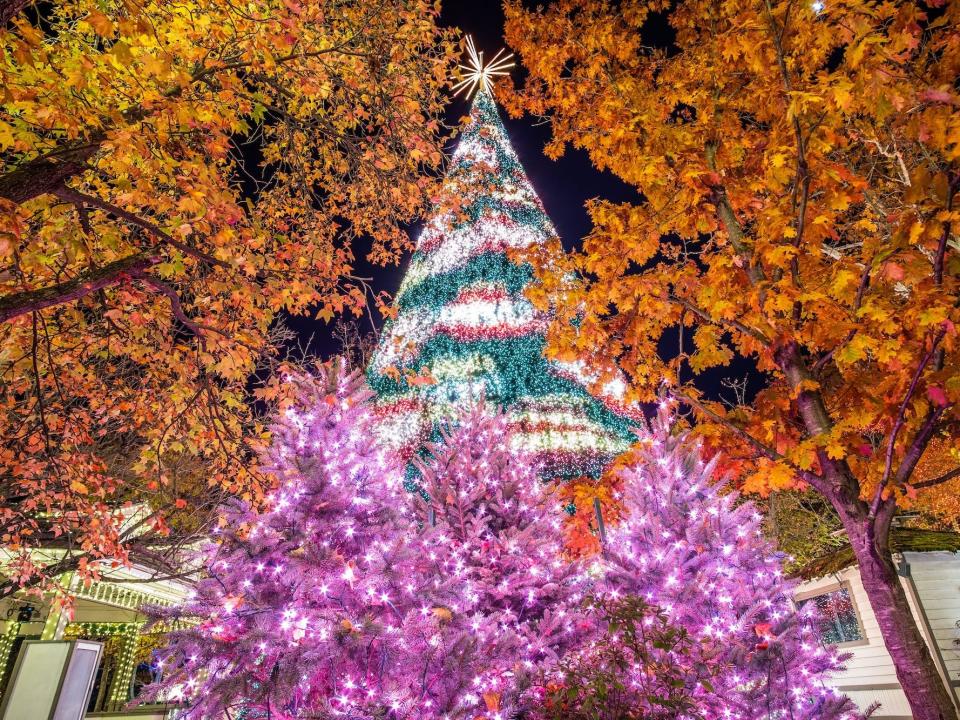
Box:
[141,368,436,719]
[141,378,587,719]
[141,370,865,719]
[408,406,590,718]
[580,403,866,720]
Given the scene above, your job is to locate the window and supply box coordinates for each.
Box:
[797,586,864,645]
[64,622,140,712]
[129,632,168,702]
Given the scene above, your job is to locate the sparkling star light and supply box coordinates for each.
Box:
[452,36,515,98]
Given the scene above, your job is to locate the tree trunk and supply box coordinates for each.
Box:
[846,524,957,720]
[1,0,33,26]
[0,251,158,322]
[775,340,957,717]
[0,151,97,204]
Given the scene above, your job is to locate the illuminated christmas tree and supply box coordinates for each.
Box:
[140,370,428,718]
[407,405,590,717]
[368,79,637,481]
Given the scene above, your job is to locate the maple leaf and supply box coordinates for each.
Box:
[927,385,948,406]
[0,0,456,597]
[405,368,437,386]
[504,5,960,713]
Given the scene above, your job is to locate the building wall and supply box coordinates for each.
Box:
[906,552,960,681]
[795,551,960,719]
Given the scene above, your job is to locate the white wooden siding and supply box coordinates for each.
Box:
[844,688,912,719]
[796,552,960,719]
[904,552,960,683]
[799,568,902,685]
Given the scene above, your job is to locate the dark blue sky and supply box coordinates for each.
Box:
[289,0,642,357]
[286,1,759,404]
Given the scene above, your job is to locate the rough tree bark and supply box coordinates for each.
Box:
[843,516,957,720]
[775,342,958,720]
[0,0,33,27]
[0,144,101,204]
[0,252,158,322]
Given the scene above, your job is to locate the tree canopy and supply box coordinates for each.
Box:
[502,1,960,717]
[0,0,456,594]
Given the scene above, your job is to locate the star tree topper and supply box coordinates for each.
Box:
[452,36,515,99]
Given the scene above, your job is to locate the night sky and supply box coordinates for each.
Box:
[439,0,642,256]
[289,0,641,358]
[288,2,754,404]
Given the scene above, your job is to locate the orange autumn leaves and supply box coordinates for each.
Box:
[0,0,457,593]
[503,0,960,523]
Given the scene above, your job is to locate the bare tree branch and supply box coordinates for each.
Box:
[0,152,97,205]
[932,171,958,285]
[667,293,771,345]
[913,465,960,490]
[53,186,232,271]
[0,252,158,323]
[134,273,209,345]
[670,388,824,488]
[871,328,946,516]
[893,403,950,489]
[0,0,34,27]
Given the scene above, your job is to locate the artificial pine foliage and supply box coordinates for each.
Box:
[409,405,591,717]
[368,85,636,480]
[141,369,436,719]
[585,402,865,719]
[540,595,722,720]
[138,370,864,718]
[141,376,588,720]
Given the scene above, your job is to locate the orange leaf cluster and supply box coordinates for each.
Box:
[503,0,960,522]
[0,0,457,594]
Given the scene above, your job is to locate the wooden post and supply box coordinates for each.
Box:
[593,497,607,546]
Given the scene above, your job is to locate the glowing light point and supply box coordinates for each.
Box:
[452,36,515,98]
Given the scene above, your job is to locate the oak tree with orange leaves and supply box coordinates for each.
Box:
[503,1,960,717]
[0,0,455,597]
